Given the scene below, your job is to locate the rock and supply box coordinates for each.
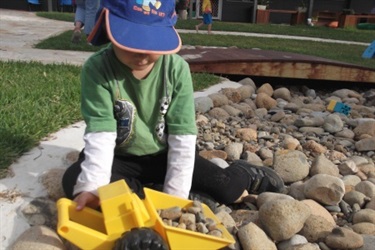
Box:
[353,120,375,138]
[299,215,335,242]
[259,199,311,241]
[288,181,306,200]
[237,222,277,250]
[355,235,375,250]
[310,154,339,177]
[273,150,310,183]
[238,77,256,90]
[366,198,375,210]
[256,192,294,208]
[355,137,375,151]
[207,107,230,120]
[195,96,214,113]
[63,151,80,167]
[303,174,345,205]
[343,191,367,207]
[210,158,229,168]
[301,199,336,226]
[323,114,344,133]
[237,85,255,100]
[208,93,229,107]
[10,225,66,250]
[324,227,364,249]
[282,136,301,150]
[230,209,259,228]
[220,88,243,103]
[255,93,277,110]
[223,105,243,116]
[303,140,327,154]
[21,197,58,229]
[277,234,308,250]
[338,159,358,175]
[215,210,237,230]
[352,209,375,224]
[199,149,227,160]
[40,168,66,201]
[235,128,257,142]
[257,83,273,96]
[351,222,375,235]
[355,181,375,198]
[225,143,243,161]
[342,175,362,188]
[273,87,292,102]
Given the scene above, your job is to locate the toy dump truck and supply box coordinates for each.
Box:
[57,180,235,250]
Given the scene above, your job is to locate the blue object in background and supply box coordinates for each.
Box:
[60,0,73,5]
[327,100,352,116]
[27,0,41,4]
[362,40,375,59]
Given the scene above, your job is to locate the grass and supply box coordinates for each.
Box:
[0,61,82,176]
[1,11,374,175]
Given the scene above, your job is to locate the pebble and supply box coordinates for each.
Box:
[8,78,375,250]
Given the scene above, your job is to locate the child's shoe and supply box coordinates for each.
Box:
[71,30,81,44]
[232,160,285,194]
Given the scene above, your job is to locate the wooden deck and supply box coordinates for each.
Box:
[178,48,375,84]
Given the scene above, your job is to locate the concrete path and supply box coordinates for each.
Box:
[0,9,91,65]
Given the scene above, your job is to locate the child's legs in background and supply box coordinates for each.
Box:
[83,0,100,36]
[74,0,85,30]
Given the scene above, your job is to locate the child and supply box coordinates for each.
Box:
[62,0,284,211]
[195,0,213,34]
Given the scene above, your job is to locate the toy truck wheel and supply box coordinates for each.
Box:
[113,227,169,250]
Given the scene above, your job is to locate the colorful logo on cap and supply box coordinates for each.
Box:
[136,0,161,12]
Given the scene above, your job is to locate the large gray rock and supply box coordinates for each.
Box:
[273,150,310,183]
[303,174,345,205]
[237,222,277,250]
[259,199,311,242]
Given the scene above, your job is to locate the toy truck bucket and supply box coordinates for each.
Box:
[143,188,235,249]
[57,180,235,250]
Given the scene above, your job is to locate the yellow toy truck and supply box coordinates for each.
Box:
[56,180,235,250]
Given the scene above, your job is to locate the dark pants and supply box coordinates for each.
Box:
[62,150,248,204]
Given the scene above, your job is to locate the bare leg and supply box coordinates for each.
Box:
[207,24,212,34]
[195,22,204,33]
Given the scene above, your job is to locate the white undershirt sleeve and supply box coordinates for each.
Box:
[73,131,116,196]
[163,134,196,199]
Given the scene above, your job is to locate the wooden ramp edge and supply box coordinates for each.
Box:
[178,48,375,84]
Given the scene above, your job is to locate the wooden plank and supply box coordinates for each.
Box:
[179,48,375,83]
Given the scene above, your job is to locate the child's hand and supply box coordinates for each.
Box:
[74,191,100,210]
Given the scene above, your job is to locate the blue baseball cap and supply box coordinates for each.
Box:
[88,0,181,54]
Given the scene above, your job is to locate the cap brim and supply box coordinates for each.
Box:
[88,8,181,54]
[88,8,109,46]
